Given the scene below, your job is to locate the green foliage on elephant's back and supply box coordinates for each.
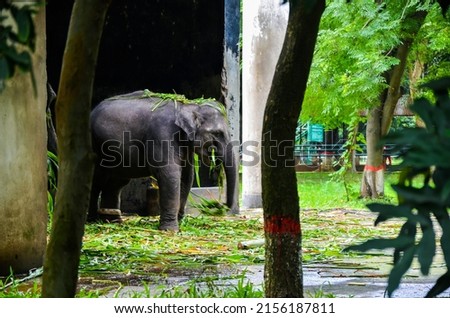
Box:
[141,89,227,117]
[105,89,227,117]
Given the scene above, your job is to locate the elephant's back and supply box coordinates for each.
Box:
[92,93,172,130]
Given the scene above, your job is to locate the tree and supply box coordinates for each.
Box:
[0,1,47,275]
[347,78,450,297]
[408,5,450,101]
[302,0,402,129]
[347,1,450,299]
[41,0,111,297]
[300,0,432,197]
[301,0,406,180]
[262,0,325,297]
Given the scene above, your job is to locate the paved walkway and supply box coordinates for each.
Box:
[244,264,447,298]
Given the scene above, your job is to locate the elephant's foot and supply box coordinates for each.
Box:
[158,219,179,232]
[96,208,124,223]
[227,206,240,216]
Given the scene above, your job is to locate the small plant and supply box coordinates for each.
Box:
[305,284,336,298]
[133,276,264,298]
[0,269,42,298]
[345,77,450,297]
[191,197,229,216]
[47,151,58,213]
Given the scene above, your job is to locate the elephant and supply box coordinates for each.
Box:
[88,90,239,231]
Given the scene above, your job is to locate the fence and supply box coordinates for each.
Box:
[293,143,401,171]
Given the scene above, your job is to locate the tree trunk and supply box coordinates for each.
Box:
[380,42,411,136]
[410,58,425,128]
[41,0,111,298]
[262,0,325,298]
[361,10,427,198]
[0,5,47,275]
[361,106,384,198]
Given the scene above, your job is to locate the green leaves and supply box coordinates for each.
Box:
[426,271,450,298]
[387,245,416,296]
[302,0,449,132]
[346,77,450,297]
[14,8,32,44]
[417,218,435,275]
[302,0,404,128]
[190,198,229,216]
[344,236,414,252]
[0,1,40,91]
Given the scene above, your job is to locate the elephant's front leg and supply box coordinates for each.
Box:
[178,160,194,222]
[157,166,182,231]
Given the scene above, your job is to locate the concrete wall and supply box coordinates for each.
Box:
[0,8,48,275]
[241,0,288,208]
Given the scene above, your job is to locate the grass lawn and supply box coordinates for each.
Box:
[297,171,400,210]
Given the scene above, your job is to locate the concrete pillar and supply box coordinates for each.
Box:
[222,0,241,145]
[242,0,288,208]
[0,7,48,275]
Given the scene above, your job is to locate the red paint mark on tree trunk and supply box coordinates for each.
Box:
[364,164,385,172]
[265,215,301,235]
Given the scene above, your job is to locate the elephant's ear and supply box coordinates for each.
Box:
[175,107,203,140]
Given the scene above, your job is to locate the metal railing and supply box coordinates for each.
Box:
[293,143,402,166]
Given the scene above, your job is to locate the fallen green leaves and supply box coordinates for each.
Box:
[80,209,401,277]
[2,208,402,297]
[80,216,264,275]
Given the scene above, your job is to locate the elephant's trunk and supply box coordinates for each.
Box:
[223,142,239,214]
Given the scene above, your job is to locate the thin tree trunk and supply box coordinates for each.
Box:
[410,58,425,127]
[361,10,427,198]
[380,42,410,136]
[361,40,407,199]
[41,0,111,297]
[361,106,384,198]
[262,0,325,298]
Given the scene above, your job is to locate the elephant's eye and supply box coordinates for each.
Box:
[213,131,224,138]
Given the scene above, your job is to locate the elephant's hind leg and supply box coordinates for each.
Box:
[87,167,105,222]
[98,177,131,223]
